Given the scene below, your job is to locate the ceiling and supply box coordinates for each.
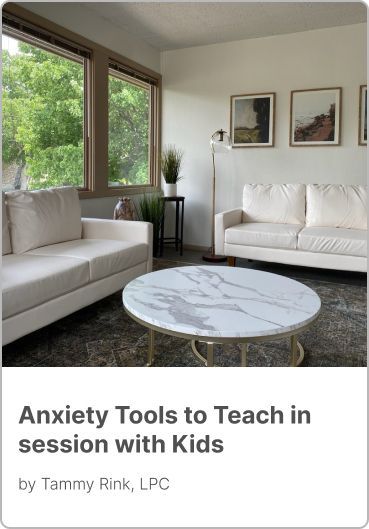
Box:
[82,2,366,51]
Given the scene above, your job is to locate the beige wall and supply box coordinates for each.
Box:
[161,23,367,247]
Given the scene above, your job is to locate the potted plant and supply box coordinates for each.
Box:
[161,145,184,197]
[137,192,165,257]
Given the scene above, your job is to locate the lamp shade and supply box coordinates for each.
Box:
[210,128,231,153]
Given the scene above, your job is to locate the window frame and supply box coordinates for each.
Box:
[2,4,162,198]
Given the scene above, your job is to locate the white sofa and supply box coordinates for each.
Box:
[2,187,152,345]
[215,183,367,273]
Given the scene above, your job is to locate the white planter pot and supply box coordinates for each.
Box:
[164,183,177,197]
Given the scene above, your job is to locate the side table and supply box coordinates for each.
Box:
[159,196,184,256]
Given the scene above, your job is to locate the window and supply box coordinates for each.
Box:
[2,7,161,196]
[108,64,158,187]
[2,25,89,191]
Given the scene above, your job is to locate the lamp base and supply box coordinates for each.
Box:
[202,252,227,263]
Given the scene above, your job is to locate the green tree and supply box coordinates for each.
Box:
[2,41,84,189]
[2,39,150,190]
[108,76,149,186]
[2,48,27,188]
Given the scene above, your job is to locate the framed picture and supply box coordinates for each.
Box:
[359,85,367,145]
[290,87,341,146]
[230,92,275,147]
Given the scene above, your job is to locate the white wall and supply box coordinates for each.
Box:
[80,195,144,220]
[80,196,120,219]
[161,23,367,248]
[17,2,161,72]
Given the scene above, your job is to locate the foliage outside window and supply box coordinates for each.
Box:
[108,72,151,187]
[2,34,85,191]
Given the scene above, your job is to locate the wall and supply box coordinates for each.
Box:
[161,23,367,248]
[80,195,144,219]
[17,2,161,72]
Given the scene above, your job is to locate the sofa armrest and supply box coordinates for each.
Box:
[82,218,153,272]
[215,208,243,256]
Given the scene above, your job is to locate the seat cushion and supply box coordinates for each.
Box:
[225,223,303,250]
[6,187,82,254]
[298,227,367,257]
[242,183,306,225]
[2,193,11,255]
[2,254,89,319]
[306,184,367,230]
[27,239,148,281]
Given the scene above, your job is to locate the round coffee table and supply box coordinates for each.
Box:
[122,266,321,367]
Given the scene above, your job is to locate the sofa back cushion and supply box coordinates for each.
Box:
[306,184,367,230]
[2,193,12,255]
[6,187,82,254]
[242,183,306,225]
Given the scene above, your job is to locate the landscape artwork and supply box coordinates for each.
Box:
[359,85,367,145]
[290,88,341,146]
[231,93,275,147]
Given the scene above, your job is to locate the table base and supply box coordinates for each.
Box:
[146,329,304,367]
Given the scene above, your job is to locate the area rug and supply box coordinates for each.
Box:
[2,260,366,367]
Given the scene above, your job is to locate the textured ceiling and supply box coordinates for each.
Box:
[82,2,366,51]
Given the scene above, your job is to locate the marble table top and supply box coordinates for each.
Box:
[122,266,321,340]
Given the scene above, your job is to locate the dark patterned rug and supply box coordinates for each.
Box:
[2,259,367,367]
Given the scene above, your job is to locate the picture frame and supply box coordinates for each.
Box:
[359,85,367,145]
[290,87,341,146]
[230,92,275,147]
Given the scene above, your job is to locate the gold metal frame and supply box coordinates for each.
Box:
[124,306,320,368]
[191,338,304,367]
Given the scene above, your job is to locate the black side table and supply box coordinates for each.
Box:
[159,196,184,256]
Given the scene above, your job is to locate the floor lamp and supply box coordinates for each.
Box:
[203,128,231,263]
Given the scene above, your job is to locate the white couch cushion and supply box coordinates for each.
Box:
[28,239,148,282]
[225,222,303,250]
[242,183,306,225]
[6,187,82,254]
[2,193,11,255]
[306,184,367,229]
[298,226,367,257]
[2,253,89,319]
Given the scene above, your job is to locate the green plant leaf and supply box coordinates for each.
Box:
[161,145,184,184]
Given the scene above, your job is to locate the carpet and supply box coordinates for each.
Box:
[2,260,366,367]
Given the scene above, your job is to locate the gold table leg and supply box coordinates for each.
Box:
[180,336,304,367]
[206,342,214,367]
[290,335,297,367]
[147,329,155,366]
[290,335,304,367]
[191,340,207,365]
[241,343,248,367]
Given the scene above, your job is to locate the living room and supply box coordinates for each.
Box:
[2,1,367,368]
